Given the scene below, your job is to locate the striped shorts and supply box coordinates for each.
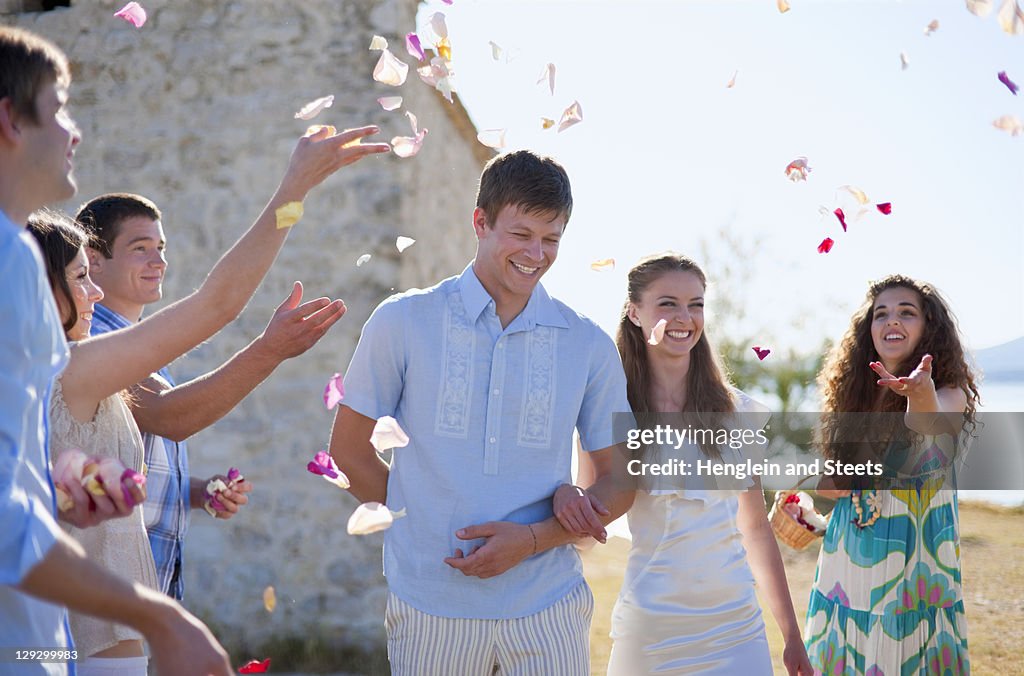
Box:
[385,582,594,676]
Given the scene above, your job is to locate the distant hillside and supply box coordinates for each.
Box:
[975,336,1024,381]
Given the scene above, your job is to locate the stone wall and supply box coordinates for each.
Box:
[4,0,486,657]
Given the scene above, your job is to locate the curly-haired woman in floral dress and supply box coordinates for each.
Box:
[805,274,980,675]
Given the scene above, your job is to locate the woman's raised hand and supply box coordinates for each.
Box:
[870,354,936,399]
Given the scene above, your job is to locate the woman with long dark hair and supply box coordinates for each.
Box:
[557,253,811,675]
[805,274,979,675]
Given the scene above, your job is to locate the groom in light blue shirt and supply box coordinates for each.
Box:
[329,150,633,675]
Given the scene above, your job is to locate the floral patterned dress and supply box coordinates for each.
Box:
[804,435,969,676]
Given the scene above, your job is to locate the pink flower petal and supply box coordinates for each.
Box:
[752,346,771,360]
[392,111,427,158]
[817,237,835,254]
[993,114,1024,135]
[777,0,791,13]
[369,35,388,51]
[294,95,334,121]
[323,372,345,410]
[967,0,995,17]
[377,96,403,111]
[477,129,506,149]
[647,318,667,346]
[834,207,848,232]
[405,33,425,61]
[347,502,407,535]
[370,416,410,451]
[999,0,1024,35]
[876,202,892,215]
[373,49,410,87]
[430,12,449,40]
[53,448,89,487]
[537,63,556,95]
[924,19,940,36]
[114,2,147,28]
[557,101,583,133]
[590,258,615,272]
[306,451,350,489]
[726,70,738,89]
[999,71,1019,95]
[784,157,811,182]
[238,658,271,674]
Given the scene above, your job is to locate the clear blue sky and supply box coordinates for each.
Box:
[411,0,1023,354]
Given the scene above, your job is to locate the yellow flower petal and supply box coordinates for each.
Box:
[263,586,276,613]
[275,201,304,230]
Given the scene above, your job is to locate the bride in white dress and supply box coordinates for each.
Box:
[555,253,812,675]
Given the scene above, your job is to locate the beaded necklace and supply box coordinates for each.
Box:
[850,489,882,528]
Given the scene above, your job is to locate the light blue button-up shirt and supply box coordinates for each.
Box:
[0,209,73,674]
[344,264,629,619]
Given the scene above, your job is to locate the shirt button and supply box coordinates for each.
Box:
[492,389,500,396]
[497,342,505,349]
[489,437,496,443]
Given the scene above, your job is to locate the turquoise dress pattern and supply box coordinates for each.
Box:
[804,435,969,676]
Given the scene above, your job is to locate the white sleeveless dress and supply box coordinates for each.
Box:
[607,392,773,675]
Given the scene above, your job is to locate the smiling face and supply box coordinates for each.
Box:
[472,203,564,320]
[57,246,104,341]
[628,269,706,358]
[87,215,166,321]
[870,286,925,372]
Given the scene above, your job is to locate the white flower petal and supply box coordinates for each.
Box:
[373,49,410,87]
[356,253,372,267]
[294,95,334,120]
[369,35,388,51]
[477,129,506,149]
[378,96,403,111]
[647,318,668,346]
[395,236,417,253]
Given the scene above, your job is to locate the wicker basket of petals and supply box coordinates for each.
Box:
[769,482,828,551]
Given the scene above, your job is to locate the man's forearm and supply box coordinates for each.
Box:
[132,339,278,442]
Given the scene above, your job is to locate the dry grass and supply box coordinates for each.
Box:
[582,501,1024,675]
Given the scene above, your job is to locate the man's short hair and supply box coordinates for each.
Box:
[0,26,69,124]
[75,193,162,258]
[475,150,573,229]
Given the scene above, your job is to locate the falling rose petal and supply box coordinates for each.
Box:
[647,318,668,346]
[369,35,388,51]
[839,185,870,205]
[876,202,892,215]
[323,373,345,410]
[537,63,556,95]
[392,132,427,157]
[726,70,738,89]
[238,659,271,674]
[541,117,555,130]
[442,0,453,4]
[784,157,811,182]
[993,114,1024,135]
[114,2,147,28]
[356,253,372,267]
[477,129,506,149]
[924,19,940,35]
[306,451,351,489]
[430,12,449,40]
[900,51,910,71]
[557,101,583,133]
[396,236,416,253]
[436,37,452,62]
[998,0,1024,35]
[489,41,502,61]
[967,0,994,16]
[817,237,835,254]
[263,586,276,613]
[373,49,409,87]
[347,502,407,535]
[435,77,455,103]
[294,95,334,121]
[404,33,425,61]
[377,96,403,111]
[833,208,848,232]
[998,71,1019,95]
[752,346,771,361]
[777,0,791,13]
[590,258,615,272]
[370,416,411,451]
